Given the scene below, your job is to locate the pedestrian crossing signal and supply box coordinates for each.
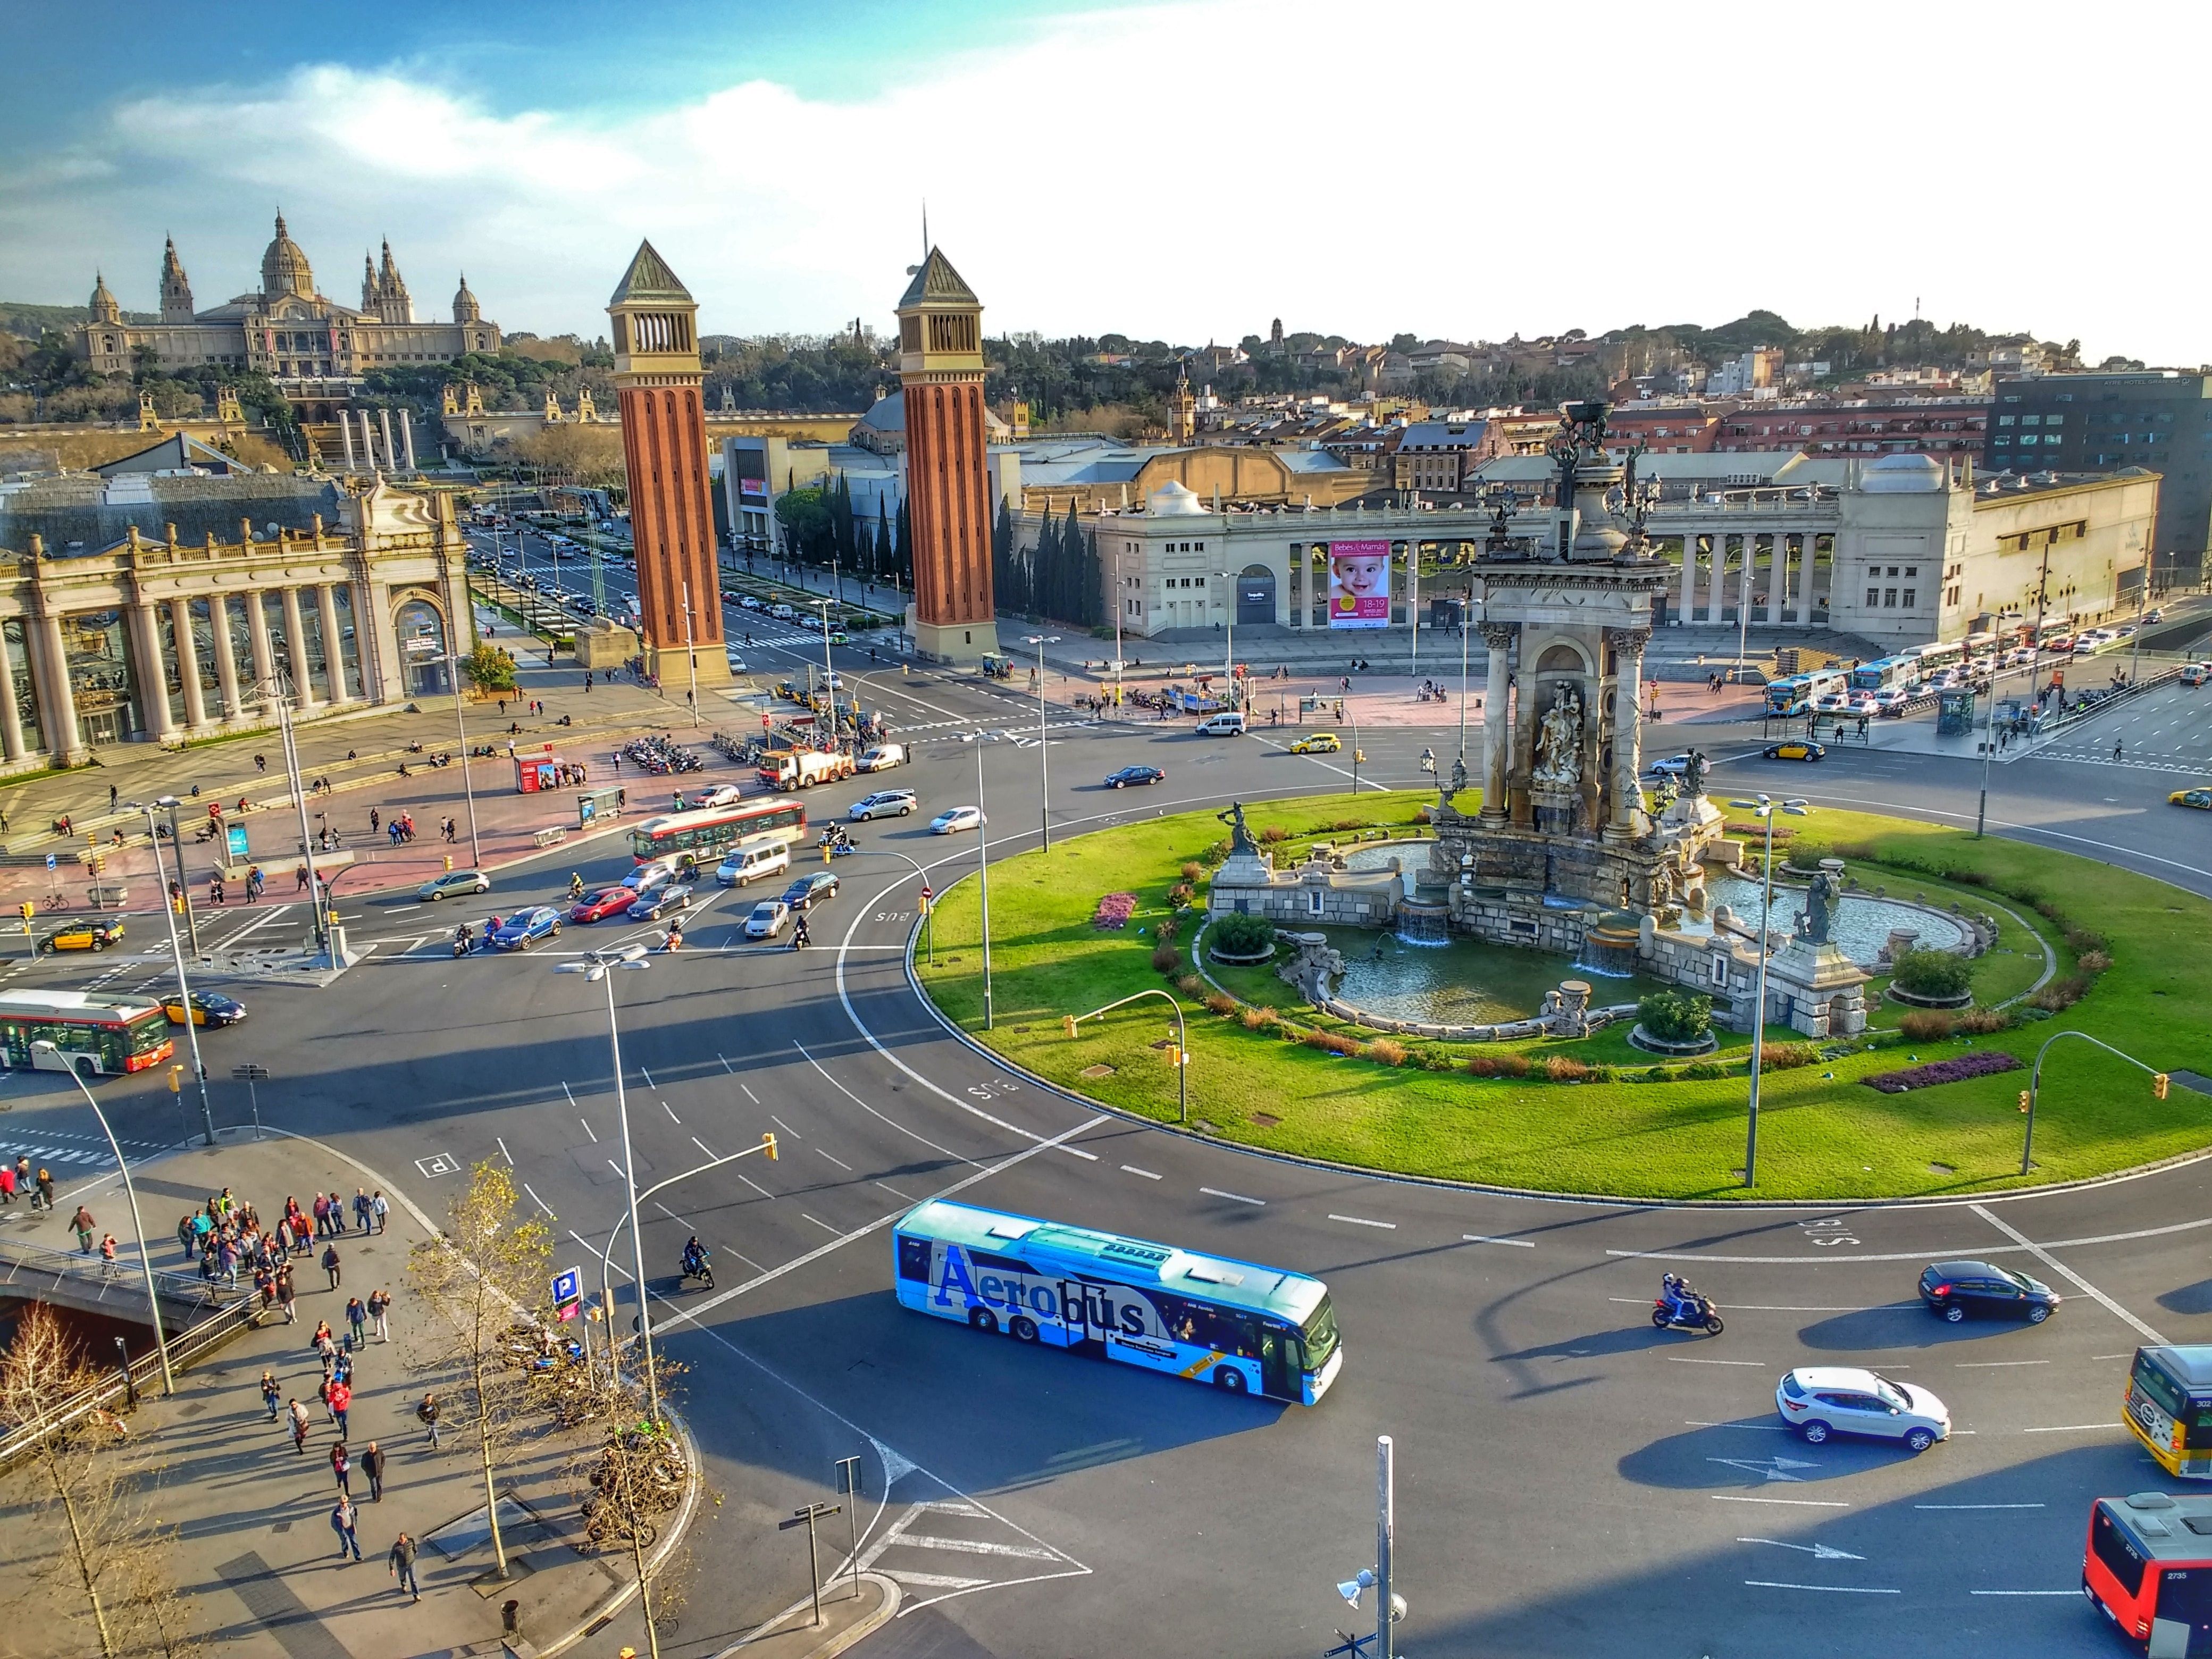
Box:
[761,1132,779,1161]
[168,1066,183,1094]
[2155,1073,2171,1101]
[16,902,29,921]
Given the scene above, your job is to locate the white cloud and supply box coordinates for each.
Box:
[7,0,2210,364]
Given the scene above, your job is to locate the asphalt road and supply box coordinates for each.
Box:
[7,615,2212,1659]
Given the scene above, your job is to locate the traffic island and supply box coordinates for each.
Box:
[913,791,2212,1200]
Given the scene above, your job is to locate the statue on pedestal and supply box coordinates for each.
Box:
[1532,685,1584,785]
[1796,866,1841,945]
[1218,801,1260,859]
[1682,748,1708,799]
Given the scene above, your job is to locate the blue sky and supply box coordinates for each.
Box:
[5,0,2208,363]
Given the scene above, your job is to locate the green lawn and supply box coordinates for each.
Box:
[914,793,2212,1200]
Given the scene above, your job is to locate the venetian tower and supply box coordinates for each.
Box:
[608,240,727,685]
[897,247,998,663]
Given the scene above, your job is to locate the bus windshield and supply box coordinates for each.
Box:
[1302,1296,1340,1372]
[2136,1352,2193,1420]
[124,1011,171,1063]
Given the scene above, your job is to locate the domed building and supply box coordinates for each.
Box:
[73,214,501,425]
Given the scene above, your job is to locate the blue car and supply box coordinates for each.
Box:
[490,906,564,951]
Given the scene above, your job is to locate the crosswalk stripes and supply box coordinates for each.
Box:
[2024,746,2203,774]
[855,1497,1083,1601]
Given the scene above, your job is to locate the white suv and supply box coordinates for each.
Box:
[1776,1367,1950,1452]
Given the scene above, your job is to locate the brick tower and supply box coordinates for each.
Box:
[608,240,726,687]
[897,247,998,663]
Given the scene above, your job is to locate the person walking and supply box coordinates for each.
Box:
[0,1160,15,1205]
[346,1296,367,1349]
[331,1496,362,1563]
[417,1392,441,1451]
[289,1398,311,1455]
[368,1287,391,1342]
[354,1187,372,1233]
[371,1191,389,1234]
[322,1241,342,1291]
[329,1377,352,1438]
[387,1530,419,1601]
[369,808,380,837]
[277,1262,297,1323]
[261,1369,282,1421]
[2115,738,2125,761]
[330,1440,351,1496]
[362,1440,386,1503]
[15,1155,31,1206]
[72,1204,96,1253]
[98,1233,118,1265]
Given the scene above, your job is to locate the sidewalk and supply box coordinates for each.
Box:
[0,1126,668,1659]
[726,1572,898,1658]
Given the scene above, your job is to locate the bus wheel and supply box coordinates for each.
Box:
[1010,1316,1038,1343]
[1213,1366,1247,1394]
[73,1058,96,1080]
[968,1307,999,1334]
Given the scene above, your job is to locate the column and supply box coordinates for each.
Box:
[400,409,416,472]
[378,409,396,474]
[1678,537,1696,621]
[1740,535,1756,622]
[170,598,207,728]
[0,625,26,764]
[209,596,242,719]
[1704,538,1723,623]
[1798,534,1819,622]
[36,611,79,761]
[245,589,275,708]
[1767,534,1785,625]
[279,586,316,705]
[127,602,174,739]
[341,414,357,471]
[1605,627,1649,837]
[1480,623,1513,822]
[316,584,353,703]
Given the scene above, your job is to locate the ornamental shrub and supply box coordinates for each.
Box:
[1180,861,1203,882]
[1210,913,1277,956]
[1544,1055,1589,1083]
[1759,1043,1822,1072]
[1363,1038,1407,1067]
[1862,1050,2022,1093]
[1956,1007,2010,1034]
[1167,882,1194,907]
[1152,943,1180,974]
[1683,1061,1728,1080]
[1637,990,1713,1046]
[1781,839,1831,868]
[1302,1028,1361,1056]
[1467,1051,1532,1079]
[2077,950,2113,976]
[1175,973,1203,997]
[1259,824,1291,845]
[1892,948,1973,1000]
[2029,975,2092,1012]
[1897,1009,1956,1042]
[1203,992,1237,1017]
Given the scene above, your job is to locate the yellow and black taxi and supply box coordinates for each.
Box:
[2171,787,2212,811]
[1290,732,1342,754]
[163,991,247,1028]
[1762,739,1828,763]
[39,917,125,953]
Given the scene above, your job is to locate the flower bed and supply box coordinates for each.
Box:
[1862,1050,2022,1094]
[1092,892,1137,929]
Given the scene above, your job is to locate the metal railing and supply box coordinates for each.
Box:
[0,1234,234,1310]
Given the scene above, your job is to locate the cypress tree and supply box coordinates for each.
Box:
[873,501,891,585]
[894,498,912,584]
[1060,499,1083,623]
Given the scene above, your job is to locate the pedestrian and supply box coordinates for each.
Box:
[278,1263,297,1323]
[371,1191,388,1234]
[0,1162,14,1205]
[354,1187,372,1233]
[329,1377,352,1437]
[296,864,309,893]
[346,1296,367,1348]
[331,1496,362,1562]
[362,1439,386,1503]
[330,1440,351,1495]
[261,1369,281,1420]
[369,808,380,836]
[72,1203,95,1253]
[387,1529,418,1600]
[322,1241,341,1290]
[99,1233,118,1264]
[108,783,118,812]
[255,753,267,773]
[289,1398,311,1454]
[15,1155,31,1204]
[417,1392,441,1450]
[368,1287,392,1342]
[2115,738,2124,760]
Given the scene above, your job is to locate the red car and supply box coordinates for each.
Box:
[571,887,636,923]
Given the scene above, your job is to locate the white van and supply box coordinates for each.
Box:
[1194,711,1247,737]
[715,840,791,887]
[857,743,906,772]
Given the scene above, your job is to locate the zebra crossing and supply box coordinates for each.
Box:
[0,1122,164,1179]
[855,1495,1087,1607]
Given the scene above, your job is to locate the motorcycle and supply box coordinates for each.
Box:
[451,927,473,959]
[1652,1274,1723,1336]
[680,1253,715,1289]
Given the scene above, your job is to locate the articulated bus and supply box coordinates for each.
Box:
[1764,668,1849,717]
[2084,1490,2212,1650]
[2126,1345,2212,1478]
[893,1200,1343,1405]
[629,799,806,869]
[0,990,174,1077]
[1847,656,1913,693]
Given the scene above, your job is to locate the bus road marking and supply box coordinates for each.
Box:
[1917,1503,2046,1510]
[1120,1165,1162,1180]
[1329,1214,1396,1230]
[1968,1589,2078,1596]
[815,1147,852,1172]
[1057,1144,1100,1161]
[413,1153,461,1178]
[2021,1422,2123,1433]
[1200,1187,1265,1206]
[1954,1359,2049,1367]
[579,1117,597,1143]
[893,1535,1061,1561]
[691,1136,717,1158]
[801,1213,841,1235]
[1744,1581,1896,1594]
[640,1067,656,1090]
[662,1100,681,1124]
[742,1084,761,1104]
[1463,1234,1535,1249]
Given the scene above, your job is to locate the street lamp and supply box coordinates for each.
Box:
[1333,1436,1405,1659]
[135,797,214,1146]
[49,1053,175,1395]
[960,732,998,1030]
[1023,635,1060,849]
[815,598,840,749]
[552,944,659,1417]
[680,581,701,727]
[1210,572,1238,713]
[1727,795,1809,1187]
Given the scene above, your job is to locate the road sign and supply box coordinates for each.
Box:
[44,853,55,872]
[919,884,934,904]
[551,1266,582,1308]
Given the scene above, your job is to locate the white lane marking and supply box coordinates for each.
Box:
[1607,1201,2212,1263]
[1917,1503,2045,1510]
[1057,1144,1100,1161]
[769,1113,803,1141]
[735,1171,777,1201]
[1738,1537,1865,1562]
[879,1569,991,1590]
[640,1067,656,1089]
[652,1200,693,1229]
[606,1158,627,1180]
[792,1041,973,1166]
[495,1136,513,1167]
[741,1084,761,1104]
[522,1183,555,1219]
[1669,1356,1766,1366]
[562,1080,579,1111]
[1329,1213,1396,1230]
[1462,1233,1535,1249]
[580,1117,598,1143]
[691,1136,717,1159]
[801,1213,841,1235]
[2021,1422,2123,1434]
[891,1535,1060,1561]
[1120,1165,1161,1180]
[1971,1201,2167,1345]
[718,1053,736,1074]
[662,1100,682,1124]
[1713,1495,1849,1508]
[1955,1359,2050,1368]
[2095,1353,2134,1361]
[815,1147,853,1172]
[1969,1589,2078,1597]
[874,1180,916,1203]
[1201,1187,1265,1206]
[1744,1581,1896,1595]
[1688,1421,1792,1431]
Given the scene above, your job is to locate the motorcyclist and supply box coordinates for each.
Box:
[681,1236,708,1277]
[792,914,811,949]
[568,872,585,900]
[454,922,473,953]
[1661,1273,1708,1320]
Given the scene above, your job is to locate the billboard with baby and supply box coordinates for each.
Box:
[1323,539,1392,629]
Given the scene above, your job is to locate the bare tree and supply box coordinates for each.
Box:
[111,1536,205,1659]
[569,1358,694,1659]
[408,1159,552,1579]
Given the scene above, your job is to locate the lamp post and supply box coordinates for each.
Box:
[1067,987,1187,1122]
[1024,635,1060,849]
[1210,571,1237,711]
[156,799,200,957]
[552,945,658,1417]
[680,581,701,727]
[1111,544,1126,715]
[815,598,840,749]
[252,666,332,967]
[52,1055,175,1394]
[1727,795,1809,1187]
[136,797,215,1146]
[1333,1436,1405,1659]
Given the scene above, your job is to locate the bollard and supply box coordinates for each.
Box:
[501,1599,521,1638]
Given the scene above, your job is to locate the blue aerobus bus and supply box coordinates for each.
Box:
[1763,668,1848,717]
[893,1200,1343,1405]
[1848,656,1914,693]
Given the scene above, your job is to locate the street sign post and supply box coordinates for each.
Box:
[231,1063,271,1140]
[919,885,935,967]
[551,1265,582,1318]
[834,1456,864,1599]
[779,1501,842,1628]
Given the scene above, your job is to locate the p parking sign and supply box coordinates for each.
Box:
[551,1266,581,1310]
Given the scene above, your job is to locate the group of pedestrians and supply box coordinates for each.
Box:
[7,1154,58,1211]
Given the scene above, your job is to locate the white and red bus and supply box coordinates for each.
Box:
[628,799,807,869]
[0,990,174,1077]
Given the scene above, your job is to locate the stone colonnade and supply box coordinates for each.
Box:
[1673,528,1825,625]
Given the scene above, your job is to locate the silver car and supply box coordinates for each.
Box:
[848,790,917,822]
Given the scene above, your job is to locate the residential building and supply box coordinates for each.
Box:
[1714,398,1987,457]
[1597,403,1719,455]
[1392,419,1502,493]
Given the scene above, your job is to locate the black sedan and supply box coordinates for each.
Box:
[1917,1260,2060,1324]
[780,870,840,912]
[1104,766,1166,789]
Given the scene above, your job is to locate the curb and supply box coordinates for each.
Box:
[718,1571,901,1657]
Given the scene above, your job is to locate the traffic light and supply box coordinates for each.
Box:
[1164,1044,1182,1069]
[1063,1015,1078,1038]
[16,902,30,922]
[2018,1090,2032,1113]
[167,1065,183,1094]
[2155,1073,2172,1101]
[761,1132,779,1161]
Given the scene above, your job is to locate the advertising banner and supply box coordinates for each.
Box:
[739,477,768,500]
[1324,539,1392,629]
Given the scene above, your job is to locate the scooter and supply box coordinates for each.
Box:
[451,928,473,959]
[680,1253,715,1289]
[1652,1275,1724,1336]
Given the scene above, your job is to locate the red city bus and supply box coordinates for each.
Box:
[627,799,806,870]
[2084,1490,2212,1650]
